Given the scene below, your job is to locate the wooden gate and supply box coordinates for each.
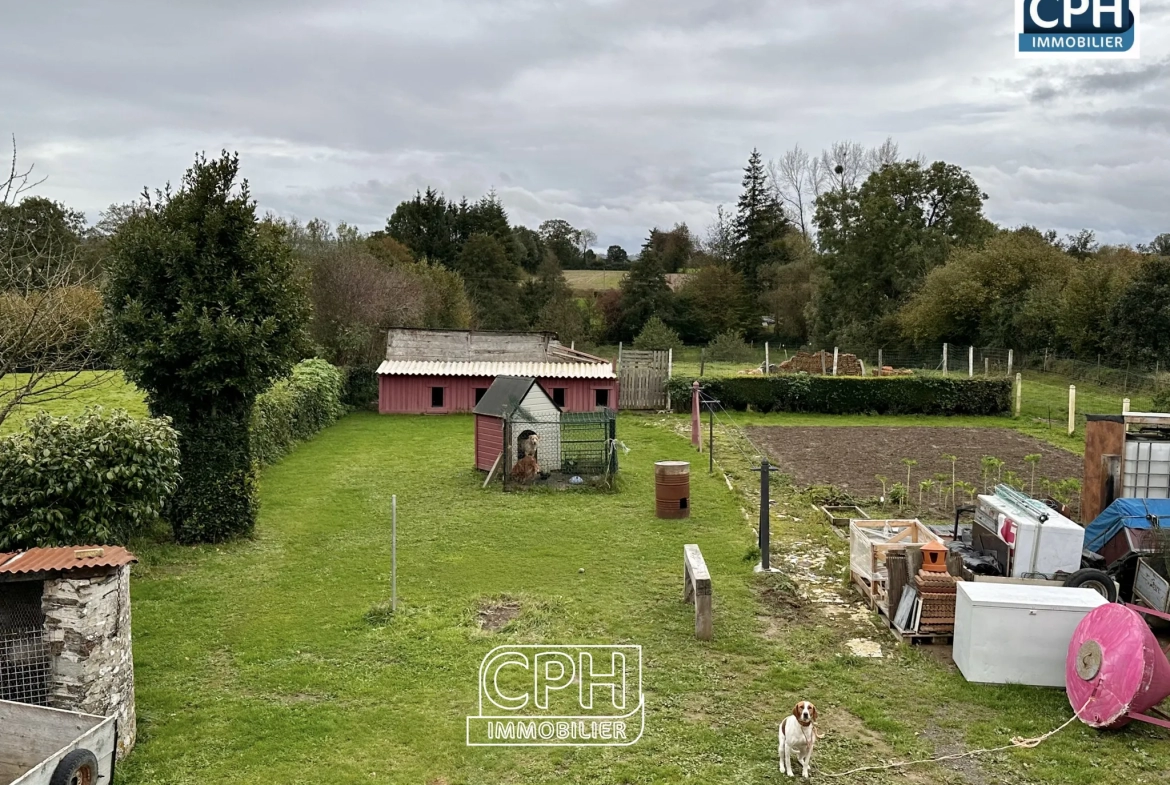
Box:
[618,348,670,410]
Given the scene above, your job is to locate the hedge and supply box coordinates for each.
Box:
[0,407,181,549]
[250,359,347,466]
[667,374,1012,416]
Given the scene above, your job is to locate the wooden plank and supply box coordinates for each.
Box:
[483,452,503,488]
[683,544,713,641]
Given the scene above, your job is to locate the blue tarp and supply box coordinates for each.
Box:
[1083,498,1170,553]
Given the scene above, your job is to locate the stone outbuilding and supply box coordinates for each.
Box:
[0,546,137,759]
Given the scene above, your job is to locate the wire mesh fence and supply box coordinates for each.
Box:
[0,581,50,706]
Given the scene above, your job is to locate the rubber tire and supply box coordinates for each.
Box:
[50,748,99,785]
[1064,568,1119,603]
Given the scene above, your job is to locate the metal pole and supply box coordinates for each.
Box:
[759,459,771,571]
[943,343,948,376]
[391,494,397,613]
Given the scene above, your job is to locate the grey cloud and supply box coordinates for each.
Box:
[1,0,1168,250]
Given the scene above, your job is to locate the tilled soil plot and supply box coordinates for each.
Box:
[746,426,1082,513]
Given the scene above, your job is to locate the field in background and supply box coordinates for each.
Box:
[0,372,148,433]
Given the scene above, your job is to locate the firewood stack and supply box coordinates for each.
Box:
[913,570,960,630]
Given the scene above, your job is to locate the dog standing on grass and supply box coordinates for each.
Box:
[778,701,821,779]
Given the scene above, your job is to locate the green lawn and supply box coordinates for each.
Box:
[114,412,1169,784]
[0,372,147,433]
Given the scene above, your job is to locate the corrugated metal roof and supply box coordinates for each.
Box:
[0,546,137,576]
[377,360,616,379]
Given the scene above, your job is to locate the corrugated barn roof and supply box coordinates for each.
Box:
[376,360,616,379]
[0,546,137,576]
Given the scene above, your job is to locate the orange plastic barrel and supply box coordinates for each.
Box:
[655,461,690,519]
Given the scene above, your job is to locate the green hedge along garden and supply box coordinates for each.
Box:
[668,374,1012,416]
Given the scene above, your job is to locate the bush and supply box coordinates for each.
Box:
[667,374,1012,416]
[706,330,753,362]
[342,366,379,410]
[1153,388,1170,412]
[632,316,682,351]
[0,408,181,550]
[251,359,346,466]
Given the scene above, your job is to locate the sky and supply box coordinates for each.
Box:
[2,0,1168,250]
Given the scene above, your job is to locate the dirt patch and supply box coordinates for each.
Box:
[476,598,522,631]
[755,576,808,621]
[821,709,941,785]
[748,426,1082,515]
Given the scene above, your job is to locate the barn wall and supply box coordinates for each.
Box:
[380,376,619,414]
[475,415,504,471]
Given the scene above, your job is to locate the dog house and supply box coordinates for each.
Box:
[474,376,562,474]
[0,546,138,759]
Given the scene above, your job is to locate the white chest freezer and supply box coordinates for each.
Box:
[953,582,1108,687]
[975,493,1084,578]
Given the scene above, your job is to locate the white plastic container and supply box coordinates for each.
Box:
[975,493,1083,577]
[953,582,1108,687]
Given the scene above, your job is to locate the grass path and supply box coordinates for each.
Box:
[116,412,1170,784]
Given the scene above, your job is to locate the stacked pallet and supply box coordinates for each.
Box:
[914,570,960,629]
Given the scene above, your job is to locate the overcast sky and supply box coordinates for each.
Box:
[2,1,1167,250]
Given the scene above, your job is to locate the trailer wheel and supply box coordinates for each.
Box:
[50,748,99,785]
[1064,568,1118,602]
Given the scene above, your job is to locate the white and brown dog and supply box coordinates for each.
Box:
[778,700,821,779]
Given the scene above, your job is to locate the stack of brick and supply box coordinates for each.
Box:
[778,350,864,376]
[913,570,960,630]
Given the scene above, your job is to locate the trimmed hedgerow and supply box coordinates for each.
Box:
[250,359,346,467]
[0,407,181,549]
[668,374,1012,416]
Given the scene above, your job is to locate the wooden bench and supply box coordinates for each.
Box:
[683,544,712,640]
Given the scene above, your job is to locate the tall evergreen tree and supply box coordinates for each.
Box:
[104,152,309,543]
[733,149,789,289]
[618,239,673,339]
[385,188,459,266]
[458,233,523,330]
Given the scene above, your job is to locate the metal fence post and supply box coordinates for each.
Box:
[391,495,397,613]
[708,400,714,474]
[759,459,770,571]
[943,343,948,376]
[691,381,701,450]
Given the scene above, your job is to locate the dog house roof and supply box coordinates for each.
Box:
[0,546,137,576]
[473,376,560,419]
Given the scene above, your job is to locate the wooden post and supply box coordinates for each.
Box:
[391,495,397,612]
[1068,385,1077,436]
[700,347,705,376]
[968,346,974,378]
[683,544,712,641]
[1015,373,1022,418]
[1123,397,1131,414]
[832,347,839,376]
[943,343,948,376]
[571,341,575,351]
[878,348,883,376]
[985,357,989,376]
[1007,349,1013,377]
[820,351,827,375]
[765,342,770,374]
[617,342,623,374]
[666,348,673,411]
[692,381,701,451]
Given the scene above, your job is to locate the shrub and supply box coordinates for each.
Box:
[706,330,753,362]
[251,359,346,466]
[0,408,181,550]
[632,316,682,351]
[342,366,379,410]
[667,375,1011,416]
[1153,387,1170,412]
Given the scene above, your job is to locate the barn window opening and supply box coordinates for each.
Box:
[594,388,609,409]
[552,388,566,408]
[474,388,488,404]
[431,387,445,408]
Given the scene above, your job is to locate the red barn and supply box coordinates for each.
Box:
[377,329,618,415]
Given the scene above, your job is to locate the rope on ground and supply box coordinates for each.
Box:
[822,701,1088,779]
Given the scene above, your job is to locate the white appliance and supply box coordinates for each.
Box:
[953,582,1108,687]
[974,488,1083,578]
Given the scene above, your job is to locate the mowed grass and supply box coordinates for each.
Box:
[0,372,148,433]
[114,412,1170,784]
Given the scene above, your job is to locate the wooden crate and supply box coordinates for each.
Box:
[849,520,943,609]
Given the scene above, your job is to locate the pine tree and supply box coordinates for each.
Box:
[458,234,523,330]
[618,240,673,339]
[733,149,789,290]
